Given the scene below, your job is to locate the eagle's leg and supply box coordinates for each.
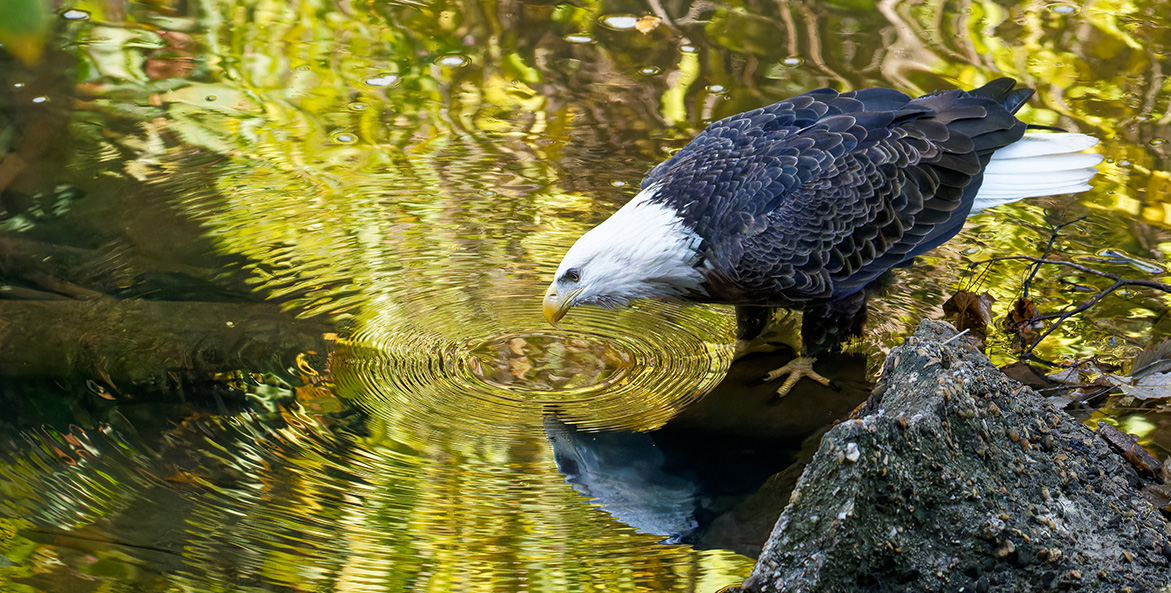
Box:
[754,292,870,397]
[732,305,776,357]
[735,305,774,341]
[800,292,869,357]
[732,305,831,397]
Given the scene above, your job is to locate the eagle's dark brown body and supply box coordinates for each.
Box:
[642,79,1030,309]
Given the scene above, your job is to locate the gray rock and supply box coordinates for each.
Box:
[737,319,1171,593]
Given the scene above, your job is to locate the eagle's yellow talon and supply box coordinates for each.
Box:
[763,356,831,397]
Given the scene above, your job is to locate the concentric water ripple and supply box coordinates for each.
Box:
[335,296,737,436]
[148,119,740,436]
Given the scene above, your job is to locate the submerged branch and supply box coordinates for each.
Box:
[969,254,1171,359]
[1022,216,1086,300]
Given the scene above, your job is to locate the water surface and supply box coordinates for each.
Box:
[0,0,1168,590]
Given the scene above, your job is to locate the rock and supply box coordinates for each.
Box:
[737,320,1171,592]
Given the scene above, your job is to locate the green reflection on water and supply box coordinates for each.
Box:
[1,0,1170,590]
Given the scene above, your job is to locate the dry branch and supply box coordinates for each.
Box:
[969,254,1171,359]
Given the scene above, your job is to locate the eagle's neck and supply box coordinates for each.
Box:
[563,183,708,304]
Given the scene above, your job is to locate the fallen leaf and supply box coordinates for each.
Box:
[509,356,532,379]
[467,356,484,377]
[1117,372,1171,400]
[1003,296,1038,328]
[508,337,527,356]
[636,15,661,34]
[943,290,995,334]
[1046,367,1082,385]
[1000,362,1053,390]
[145,56,196,80]
[1131,338,1171,380]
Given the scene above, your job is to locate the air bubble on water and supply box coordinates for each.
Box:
[599,14,639,30]
[364,74,400,88]
[433,54,471,67]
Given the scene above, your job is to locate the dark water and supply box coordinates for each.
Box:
[0,0,1169,590]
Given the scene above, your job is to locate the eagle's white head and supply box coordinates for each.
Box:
[543,184,708,326]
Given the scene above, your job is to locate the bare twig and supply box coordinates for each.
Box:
[941,328,970,345]
[1073,385,1116,405]
[677,0,716,25]
[1022,216,1086,300]
[648,0,715,30]
[643,0,679,32]
[969,254,1171,359]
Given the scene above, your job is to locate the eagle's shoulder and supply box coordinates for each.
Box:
[642,87,919,193]
[638,87,921,245]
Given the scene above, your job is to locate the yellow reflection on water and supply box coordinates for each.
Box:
[12,0,1170,590]
[0,407,755,592]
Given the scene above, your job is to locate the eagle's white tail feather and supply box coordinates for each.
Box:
[988,131,1099,159]
[971,132,1102,214]
[978,170,1097,190]
[982,152,1103,175]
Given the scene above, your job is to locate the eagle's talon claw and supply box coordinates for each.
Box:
[763,356,831,397]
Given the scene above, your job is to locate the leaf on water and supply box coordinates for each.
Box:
[1116,372,1171,400]
[1046,367,1082,385]
[635,16,661,34]
[467,356,484,377]
[509,356,532,379]
[1131,337,1171,380]
[942,290,995,337]
[1000,361,1053,390]
[508,337,527,356]
[1003,296,1038,329]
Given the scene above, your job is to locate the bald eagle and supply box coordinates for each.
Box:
[543,78,1101,394]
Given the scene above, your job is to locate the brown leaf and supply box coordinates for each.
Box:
[1004,296,1038,329]
[508,337,527,356]
[1118,372,1171,400]
[1131,337,1171,380]
[509,356,532,379]
[145,57,195,81]
[635,15,661,34]
[1000,362,1053,390]
[942,290,995,336]
[145,30,197,81]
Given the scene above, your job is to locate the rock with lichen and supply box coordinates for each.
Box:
[736,319,1171,593]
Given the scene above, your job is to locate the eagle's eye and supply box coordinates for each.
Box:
[563,268,581,283]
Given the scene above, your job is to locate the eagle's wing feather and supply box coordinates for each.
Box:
[644,80,1029,305]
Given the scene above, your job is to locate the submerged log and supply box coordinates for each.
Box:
[736,320,1170,592]
[0,300,328,386]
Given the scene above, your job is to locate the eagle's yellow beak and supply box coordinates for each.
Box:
[543,284,580,327]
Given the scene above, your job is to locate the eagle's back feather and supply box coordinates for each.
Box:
[639,78,1078,305]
